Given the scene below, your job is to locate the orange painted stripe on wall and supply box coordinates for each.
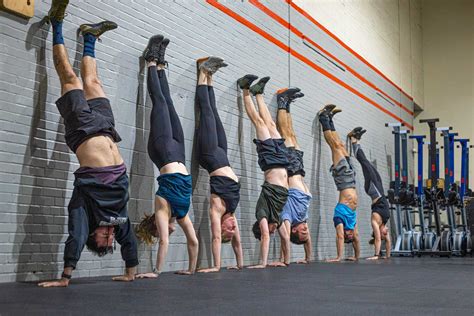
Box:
[250,0,414,116]
[286,0,414,101]
[206,0,414,129]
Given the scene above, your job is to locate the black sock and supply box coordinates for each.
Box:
[319,115,332,132]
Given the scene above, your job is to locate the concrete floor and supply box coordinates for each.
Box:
[1,257,473,315]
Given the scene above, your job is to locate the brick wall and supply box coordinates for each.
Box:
[0,0,415,283]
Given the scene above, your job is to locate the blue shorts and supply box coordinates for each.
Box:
[156,173,192,220]
[333,203,356,230]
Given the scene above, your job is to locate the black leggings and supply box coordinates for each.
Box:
[354,144,384,200]
[196,85,230,173]
[147,67,185,169]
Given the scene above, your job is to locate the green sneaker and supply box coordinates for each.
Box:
[46,0,69,23]
[249,76,270,96]
[79,21,118,38]
[237,74,258,90]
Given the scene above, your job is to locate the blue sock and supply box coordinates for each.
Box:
[83,33,96,58]
[51,18,64,45]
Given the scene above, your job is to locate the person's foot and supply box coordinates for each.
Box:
[348,127,367,141]
[198,56,226,74]
[318,104,337,117]
[237,74,259,89]
[79,21,118,39]
[329,107,342,119]
[286,91,304,112]
[368,237,375,245]
[276,87,301,110]
[46,0,69,23]
[143,35,164,62]
[157,38,170,65]
[249,76,270,95]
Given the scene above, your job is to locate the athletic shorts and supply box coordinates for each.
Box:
[371,196,390,224]
[286,147,306,177]
[253,138,289,172]
[56,89,121,152]
[156,173,192,220]
[210,175,241,214]
[255,182,289,226]
[330,157,356,191]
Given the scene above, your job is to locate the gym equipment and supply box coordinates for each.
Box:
[418,118,451,255]
[386,123,413,256]
[453,138,472,255]
[410,135,435,252]
[438,128,457,254]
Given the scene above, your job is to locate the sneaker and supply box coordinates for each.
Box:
[143,35,164,62]
[348,127,367,140]
[249,76,270,95]
[276,87,301,110]
[237,74,259,89]
[79,21,118,39]
[198,56,226,74]
[286,91,304,112]
[318,104,337,117]
[329,107,342,119]
[157,38,170,65]
[46,0,69,23]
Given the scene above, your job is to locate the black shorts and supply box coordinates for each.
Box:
[371,196,390,224]
[286,147,305,177]
[210,176,241,214]
[253,138,289,172]
[56,89,121,152]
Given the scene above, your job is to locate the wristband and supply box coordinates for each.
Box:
[152,267,161,275]
[61,272,72,280]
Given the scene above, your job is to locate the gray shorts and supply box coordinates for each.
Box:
[330,157,356,191]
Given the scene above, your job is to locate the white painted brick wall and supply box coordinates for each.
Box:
[0,0,416,283]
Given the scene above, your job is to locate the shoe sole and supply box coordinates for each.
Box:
[143,35,164,60]
[80,21,118,37]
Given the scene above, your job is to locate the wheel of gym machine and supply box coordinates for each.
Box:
[401,231,413,252]
[440,231,452,252]
[462,232,472,255]
[423,232,435,250]
[452,231,464,252]
[412,232,422,251]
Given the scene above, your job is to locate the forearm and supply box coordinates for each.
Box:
[374,239,382,256]
[282,238,290,264]
[353,239,361,259]
[232,239,244,268]
[260,236,270,265]
[304,238,312,261]
[187,240,198,273]
[336,237,344,259]
[385,239,391,257]
[156,241,169,272]
[212,238,222,269]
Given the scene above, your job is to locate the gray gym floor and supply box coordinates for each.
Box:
[1,257,473,315]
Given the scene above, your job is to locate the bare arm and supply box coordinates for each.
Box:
[299,235,312,264]
[384,234,391,258]
[350,226,360,260]
[177,215,199,274]
[278,223,290,265]
[248,219,270,269]
[327,224,344,262]
[112,266,136,282]
[231,222,244,269]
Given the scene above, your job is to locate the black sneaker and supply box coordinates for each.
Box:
[318,104,337,117]
[199,56,226,74]
[157,38,170,65]
[143,35,164,62]
[79,21,118,39]
[46,0,69,23]
[237,74,259,89]
[286,91,304,112]
[276,87,301,110]
[249,76,270,95]
[348,127,366,140]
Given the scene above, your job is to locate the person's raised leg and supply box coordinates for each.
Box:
[48,0,82,95]
[238,75,271,141]
[78,21,118,99]
[207,76,228,152]
[277,109,295,148]
[255,94,281,139]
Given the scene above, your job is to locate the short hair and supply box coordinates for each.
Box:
[290,230,308,245]
[86,234,113,257]
[252,221,261,240]
[135,213,158,246]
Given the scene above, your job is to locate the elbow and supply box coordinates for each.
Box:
[159,238,169,247]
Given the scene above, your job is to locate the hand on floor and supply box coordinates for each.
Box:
[175,270,194,275]
[247,264,266,269]
[197,267,220,273]
[326,257,342,263]
[346,257,358,262]
[268,262,287,267]
[136,272,159,279]
[38,279,69,288]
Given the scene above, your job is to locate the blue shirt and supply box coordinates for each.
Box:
[281,188,312,224]
[333,203,357,230]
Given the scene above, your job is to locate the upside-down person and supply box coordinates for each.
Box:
[134,35,198,278]
[348,127,391,260]
[237,75,290,268]
[318,105,360,262]
[38,0,138,287]
[194,57,243,272]
[276,88,312,264]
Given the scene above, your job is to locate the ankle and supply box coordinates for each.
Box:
[350,137,358,144]
[147,61,157,67]
[157,64,165,70]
